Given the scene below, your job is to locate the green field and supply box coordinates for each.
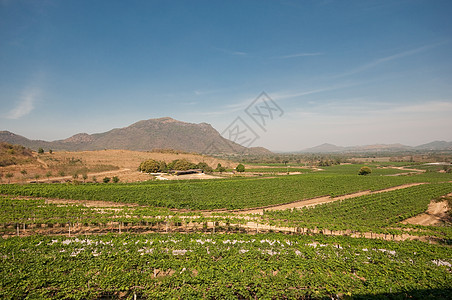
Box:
[1,233,451,299]
[262,182,452,237]
[1,171,450,210]
[1,164,451,299]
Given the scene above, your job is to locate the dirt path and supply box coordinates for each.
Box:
[238,183,427,215]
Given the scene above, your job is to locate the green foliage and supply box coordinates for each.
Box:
[263,183,452,232]
[196,162,213,173]
[0,233,451,299]
[167,159,197,171]
[358,166,372,175]
[236,164,245,172]
[139,159,160,173]
[38,147,44,154]
[159,160,168,172]
[103,177,111,183]
[112,176,120,183]
[216,163,226,173]
[2,172,451,210]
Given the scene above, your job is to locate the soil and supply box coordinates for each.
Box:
[0,149,233,183]
[402,195,451,226]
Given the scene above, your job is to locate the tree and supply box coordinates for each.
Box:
[38,148,44,154]
[72,173,79,180]
[82,173,88,183]
[139,159,160,173]
[168,159,196,171]
[49,149,53,154]
[5,173,13,183]
[235,164,245,172]
[103,177,111,183]
[196,162,213,173]
[358,166,372,175]
[112,176,120,183]
[216,163,226,173]
[92,176,97,183]
[159,161,168,173]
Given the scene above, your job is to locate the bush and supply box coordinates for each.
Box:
[235,164,245,172]
[196,162,213,173]
[112,176,120,183]
[168,159,196,171]
[38,148,44,154]
[216,163,226,173]
[139,159,160,173]
[358,166,372,176]
[103,177,111,183]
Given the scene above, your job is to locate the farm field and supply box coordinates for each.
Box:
[1,233,451,299]
[1,169,450,210]
[0,163,451,299]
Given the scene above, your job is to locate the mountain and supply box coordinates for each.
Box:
[301,143,345,153]
[300,141,452,153]
[414,141,452,151]
[0,117,272,155]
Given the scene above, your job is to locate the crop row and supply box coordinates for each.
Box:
[1,233,450,299]
[1,172,450,210]
[262,182,452,234]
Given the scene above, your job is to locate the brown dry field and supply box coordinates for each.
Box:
[0,149,234,183]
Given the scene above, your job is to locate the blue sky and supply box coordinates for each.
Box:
[1,0,451,151]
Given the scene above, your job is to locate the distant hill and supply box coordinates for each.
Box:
[0,117,272,155]
[302,143,345,153]
[300,141,452,153]
[414,141,452,151]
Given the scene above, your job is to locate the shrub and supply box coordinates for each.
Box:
[112,176,120,183]
[139,159,160,173]
[38,148,44,154]
[196,162,213,173]
[168,159,196,171]
[358,166,372,175]
[236,164,245,173]
[103,177,111,183]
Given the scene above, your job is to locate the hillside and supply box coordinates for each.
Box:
[0,117,272,155]
[0,142,36,167]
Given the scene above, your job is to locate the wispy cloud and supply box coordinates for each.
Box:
[213,47,247,56]
[270,81,364,102]
[335,42,445,78]
[278,52,324,59]
[6,87,40,119]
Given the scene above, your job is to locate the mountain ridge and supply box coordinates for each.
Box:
[0,117,272,155]
[300,141,452,153]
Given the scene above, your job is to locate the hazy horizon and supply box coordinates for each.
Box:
[1,1,452,151]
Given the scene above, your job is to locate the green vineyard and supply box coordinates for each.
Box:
[1,172,450,210]
[1,233,451,299]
